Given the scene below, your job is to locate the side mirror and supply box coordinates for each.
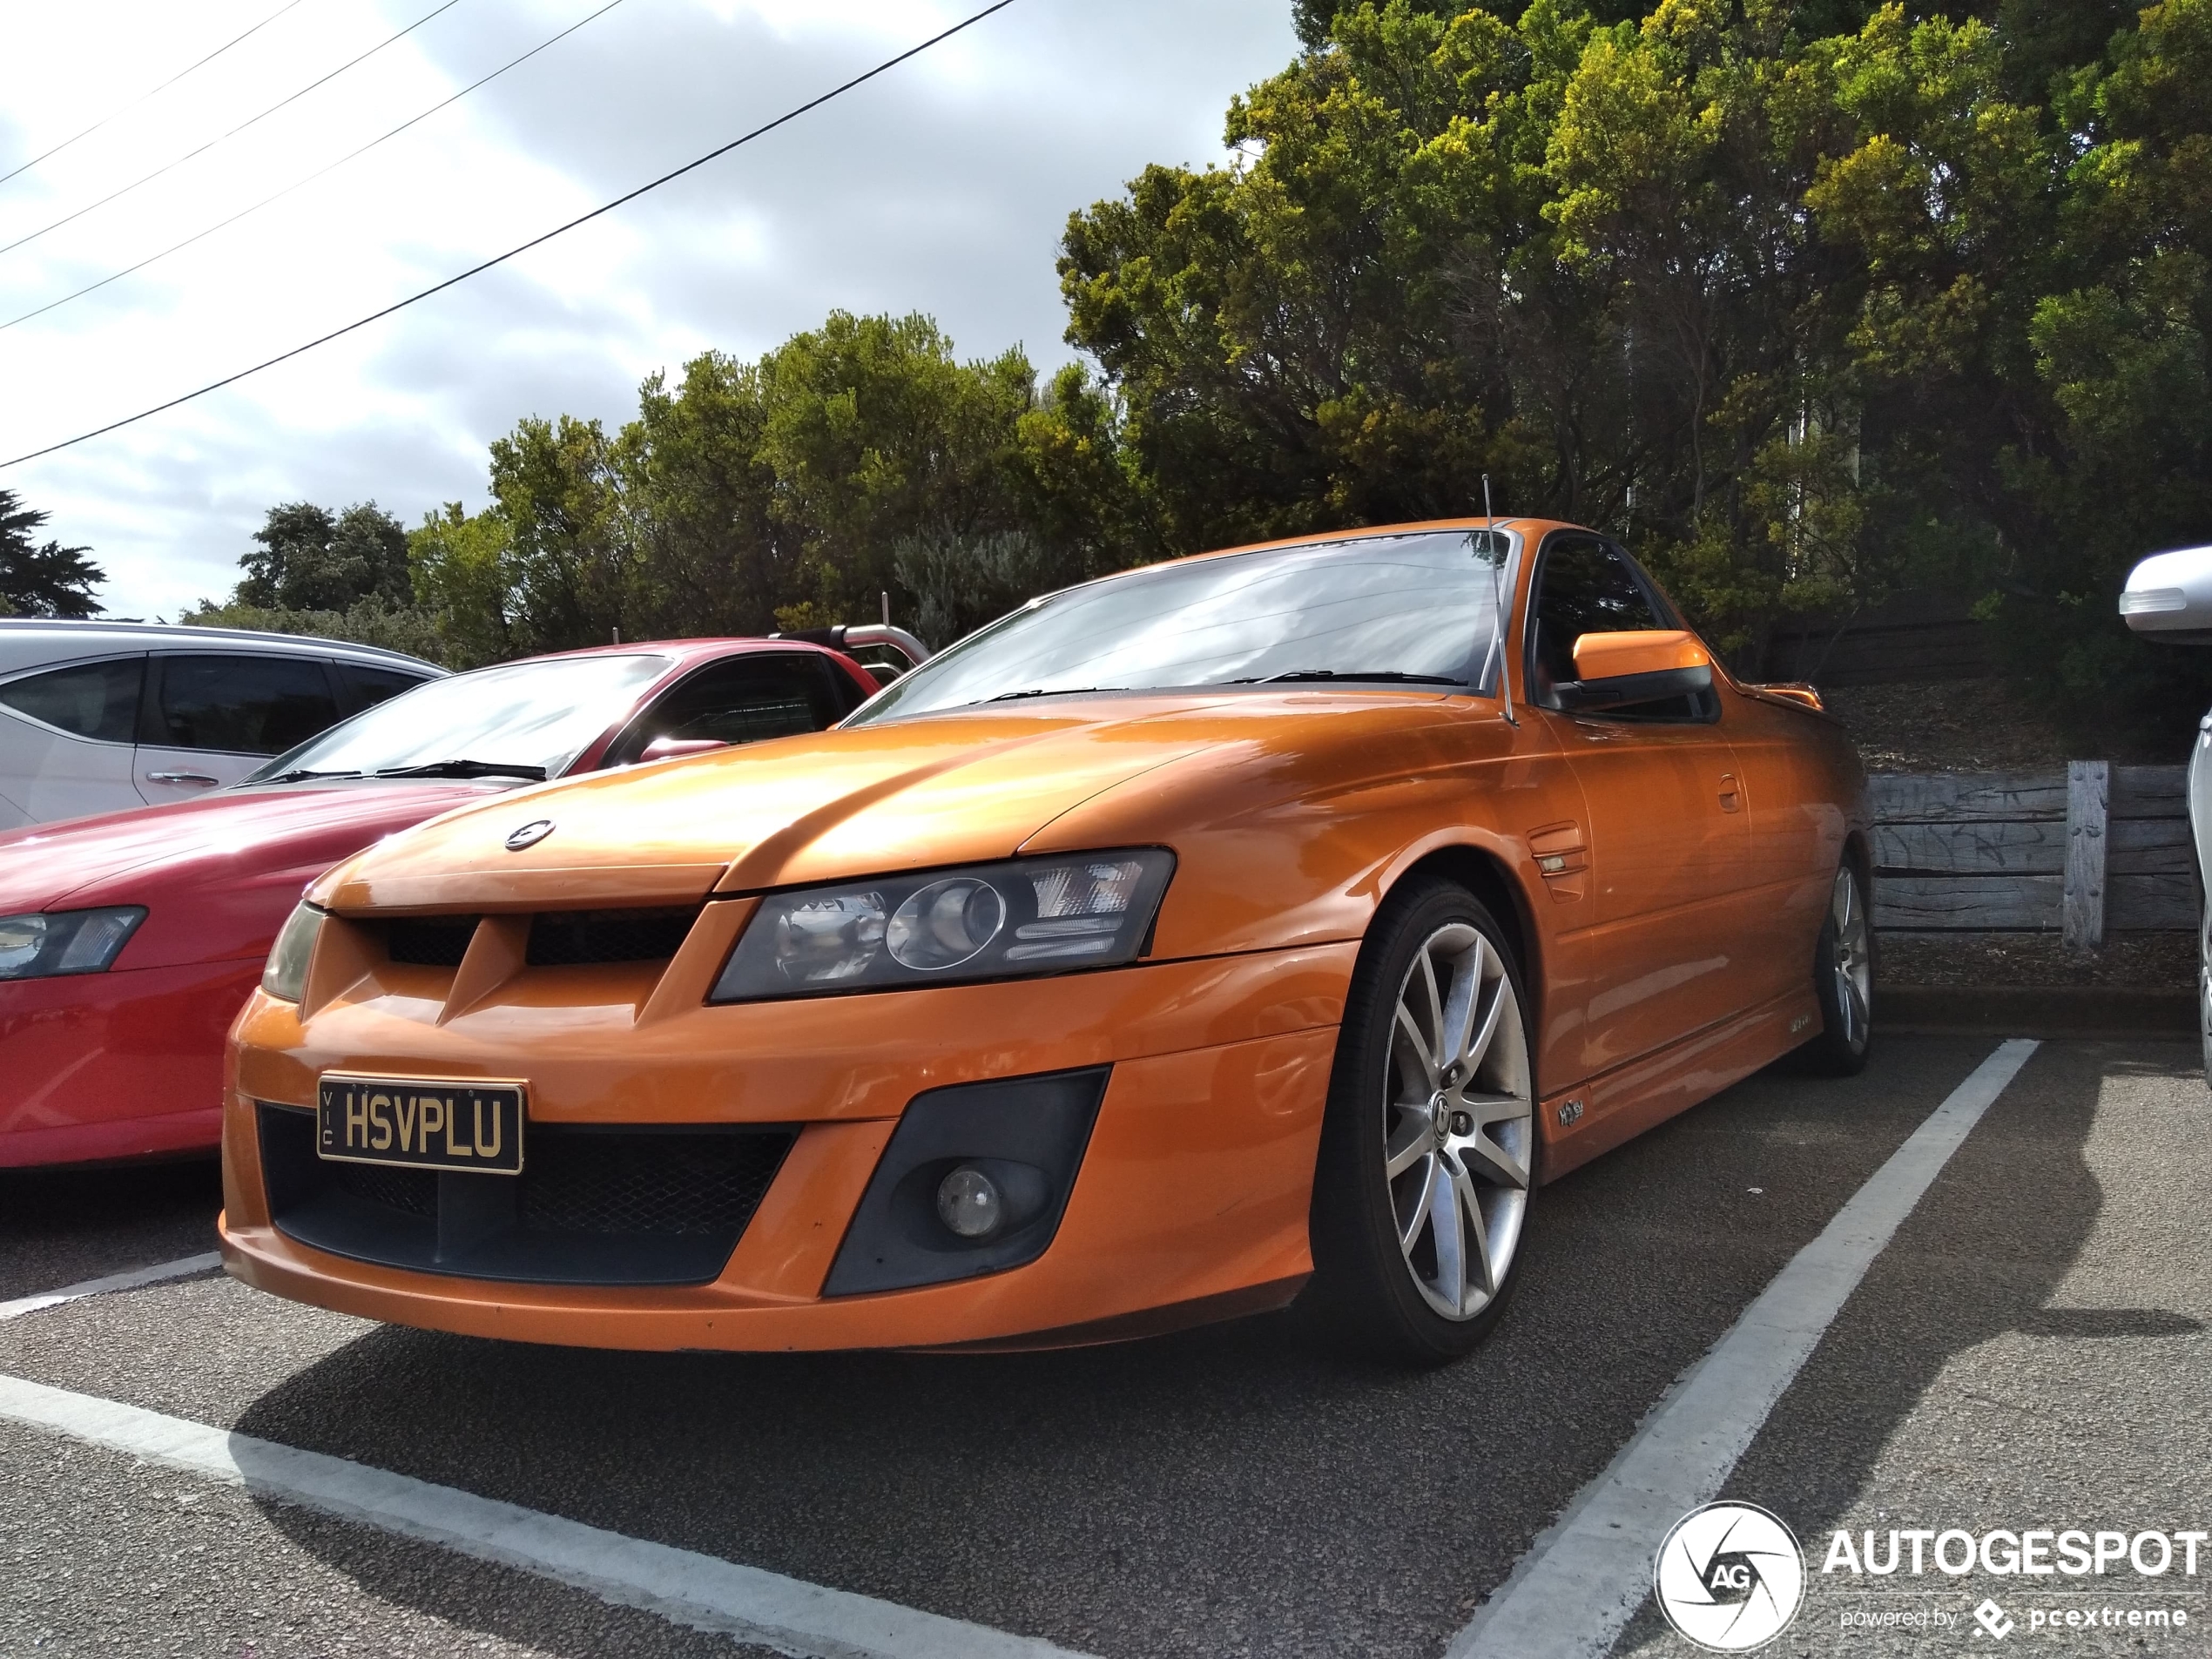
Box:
[2121,547,2212,644]
[1559,630,1714,711]
[638,735,729,764]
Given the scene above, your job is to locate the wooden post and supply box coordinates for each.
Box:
[2064,759,2109,951]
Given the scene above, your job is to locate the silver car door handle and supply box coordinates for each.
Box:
[145,770,220,786]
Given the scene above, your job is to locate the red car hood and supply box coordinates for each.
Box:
[0,781,504,970]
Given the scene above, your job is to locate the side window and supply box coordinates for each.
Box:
[0,657,145,744]
[149,655,341,755]
[1527,537,1707,720]
[610,654,846,764]
[335,662,431,714]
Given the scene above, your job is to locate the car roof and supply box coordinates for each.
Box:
[511,637,855,665]
[0,618,442,678]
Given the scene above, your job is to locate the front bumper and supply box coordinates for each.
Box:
[219,942,1354,1350]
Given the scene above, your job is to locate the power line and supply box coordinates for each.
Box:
[0,0,631,335]
[0,0,318,192]
[0,0,466,260]
[0,0,1023,472]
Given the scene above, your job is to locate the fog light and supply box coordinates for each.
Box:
[936,1164,1002,1238]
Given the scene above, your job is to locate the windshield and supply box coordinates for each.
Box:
[849,529,1515,725]
[239,653,671,784]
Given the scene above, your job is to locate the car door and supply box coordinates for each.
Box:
[0,654,147,825]
[598,651,866,766]
[1521,532,1753,1077]
[135,652,344,804]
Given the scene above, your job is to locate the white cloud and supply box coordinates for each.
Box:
[0,0,1297,621]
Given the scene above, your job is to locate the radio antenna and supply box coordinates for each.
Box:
[1483,475,1516,725]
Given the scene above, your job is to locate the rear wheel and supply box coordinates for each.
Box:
[1801,861,1872,1076]
[1307,880,1536,1362]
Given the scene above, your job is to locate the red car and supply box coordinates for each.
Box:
[0,633,905,1167]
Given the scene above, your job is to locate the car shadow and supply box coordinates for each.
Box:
[231,1036,2010,1659]
[0,1154,219,1301]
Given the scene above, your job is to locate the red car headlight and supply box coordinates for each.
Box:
[0,907,147,981]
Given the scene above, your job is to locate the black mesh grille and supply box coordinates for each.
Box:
[518,1131,788,1237]
[528,907,698,967]
[326,1158,437,1217]
[386,916,478,967]
[256,1104,793,1286]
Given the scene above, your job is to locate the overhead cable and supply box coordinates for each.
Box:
[0,0,631,334]
[0,0,318,192]
[0,0,466,260]
[0,0,1022,471]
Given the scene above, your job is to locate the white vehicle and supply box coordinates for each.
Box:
[2121,547,2212,1076]
[0,620,440,830]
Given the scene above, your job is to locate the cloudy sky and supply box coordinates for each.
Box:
[0,0,1298,620]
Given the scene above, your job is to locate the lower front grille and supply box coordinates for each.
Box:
[259,1106,794,1286]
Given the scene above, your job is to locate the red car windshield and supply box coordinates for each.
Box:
[241,653,671,784]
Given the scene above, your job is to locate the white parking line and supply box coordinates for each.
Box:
[1450,1037,2041,1659]
[0,1250,222,1321]
[0,1372,1093,1659]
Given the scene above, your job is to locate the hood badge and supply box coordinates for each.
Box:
[503,819,555,853]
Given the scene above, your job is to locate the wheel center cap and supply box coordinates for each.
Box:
[1430,1092,1453,1144]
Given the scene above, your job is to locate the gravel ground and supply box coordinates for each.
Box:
[1878,932,2196,991]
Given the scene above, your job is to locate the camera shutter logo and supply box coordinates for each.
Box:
[1654,1501,1805,1652]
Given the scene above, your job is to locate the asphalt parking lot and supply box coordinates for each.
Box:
[2,1034,2205,1658]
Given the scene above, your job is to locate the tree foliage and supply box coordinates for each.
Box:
[238,501,413,611]
[0,489,104,618]
[1064,0,2212,743]
[399,313,1133,664]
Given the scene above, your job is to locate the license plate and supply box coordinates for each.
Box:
[316,1074,525,1175]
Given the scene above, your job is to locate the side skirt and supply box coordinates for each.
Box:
[1534,986,1822,1183]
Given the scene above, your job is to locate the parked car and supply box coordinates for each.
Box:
[0,619,442,830]
[0,633,899,1168]
[219,519,1870,1362]
[2121,544,2212,1077]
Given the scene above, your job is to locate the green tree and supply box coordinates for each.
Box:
[0,489,104,617]
[238,501,413,610]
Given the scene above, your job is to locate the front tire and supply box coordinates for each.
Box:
[1801,860,1872,1076]
[1307,879,1536,1363]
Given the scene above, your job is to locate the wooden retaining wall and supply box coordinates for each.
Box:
[1870,765,2196,940]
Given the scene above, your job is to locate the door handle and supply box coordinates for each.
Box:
[1718,772,1742,813]
[145,770,220,787]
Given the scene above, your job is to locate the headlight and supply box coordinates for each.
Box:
[0,907,147,981]
[262,901,327,1001]
[711,849,1175,1001]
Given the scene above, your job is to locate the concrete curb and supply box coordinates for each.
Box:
[1879,984,2195,1039]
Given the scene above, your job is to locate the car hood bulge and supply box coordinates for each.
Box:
[309,691,1487,914]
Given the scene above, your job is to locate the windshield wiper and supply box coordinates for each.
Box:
[1234,669,1465,686]
[249,767,363,785]
[988,686,1107,701]
[372,759,549,781]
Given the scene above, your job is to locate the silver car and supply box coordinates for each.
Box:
[2121,546,2212,1076]
[0,620,440,830]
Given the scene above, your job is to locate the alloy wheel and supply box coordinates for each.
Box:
[1382,923,1533,1321]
